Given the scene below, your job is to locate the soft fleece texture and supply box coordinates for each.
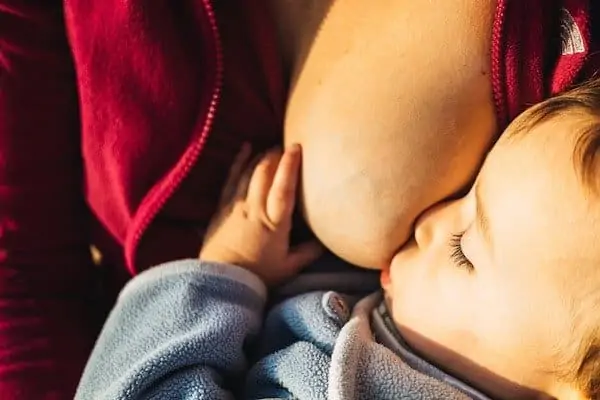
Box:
[75,260,487,400]
[0,0,599,398]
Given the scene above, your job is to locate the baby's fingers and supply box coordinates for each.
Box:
[266,144,302,225]
[246,149,281,210]
[283,241,324,274]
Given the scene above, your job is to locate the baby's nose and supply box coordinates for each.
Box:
[414,199,463,248]
[414,207,437,247]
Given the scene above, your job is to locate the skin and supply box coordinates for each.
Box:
[269,0,498,268]
[381,116,600,399]
[201,144,323,285]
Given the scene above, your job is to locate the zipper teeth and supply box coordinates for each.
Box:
[490,0,507,128]
[126,0,224,273]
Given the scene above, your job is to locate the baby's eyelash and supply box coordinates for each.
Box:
[449,233,475,272]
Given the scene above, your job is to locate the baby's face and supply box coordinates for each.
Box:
[382,117,600,397]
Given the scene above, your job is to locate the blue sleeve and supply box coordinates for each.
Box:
[75,259,267,400]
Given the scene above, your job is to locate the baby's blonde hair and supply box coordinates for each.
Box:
[508,78,600,398]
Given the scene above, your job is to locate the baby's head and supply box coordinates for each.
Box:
[381,79,600,399]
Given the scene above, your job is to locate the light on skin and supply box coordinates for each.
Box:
[381,116,600,399]
[280,0,498,269]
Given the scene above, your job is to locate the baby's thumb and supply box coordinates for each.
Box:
[284,241,324,273]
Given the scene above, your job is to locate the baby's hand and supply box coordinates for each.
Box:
[200,144,323,285]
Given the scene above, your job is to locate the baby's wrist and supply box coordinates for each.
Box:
[199,250,261,279]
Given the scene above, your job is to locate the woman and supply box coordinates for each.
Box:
[0,0,598,398]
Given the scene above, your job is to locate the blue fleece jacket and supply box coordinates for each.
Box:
[75,259,491,399]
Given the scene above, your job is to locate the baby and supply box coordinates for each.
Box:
[76,80,600,399]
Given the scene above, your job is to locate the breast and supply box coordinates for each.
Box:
[279,0,499,268]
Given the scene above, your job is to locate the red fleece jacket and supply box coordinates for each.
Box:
[0,0,598,398]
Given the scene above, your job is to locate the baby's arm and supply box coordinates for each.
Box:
[76,259,266,399]
[76,145,322,398]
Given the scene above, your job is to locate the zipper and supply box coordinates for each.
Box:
[490,0,507,129]
[125,0,224,273]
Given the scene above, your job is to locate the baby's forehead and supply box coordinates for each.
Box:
[498,112,600,190]
[481,115,600,239]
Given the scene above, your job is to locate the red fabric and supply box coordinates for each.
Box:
[0,0,598,398]
[492,0,598,127]
[0,2,99,398]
